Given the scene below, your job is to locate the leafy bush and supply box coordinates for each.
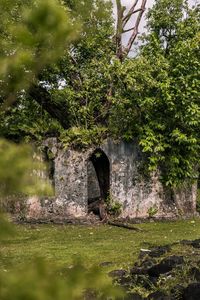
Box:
[0,257,123,300]
[147,206,158,218]
[105,195,122,217]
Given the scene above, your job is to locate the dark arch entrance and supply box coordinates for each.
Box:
[87,149,110,216]
[43,146,55,188]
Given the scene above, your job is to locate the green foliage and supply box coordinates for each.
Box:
[0,2,123,299]
[0,213,15,239]
[0,258,123,300]
[2,220,200,298]
[0,98,62,142]
[108,201,122,217]
[60,126,108,148]
[0,139,52,197]
[0,0,115,144]
[110,0,200,186]
[0,0,78,106]
[147,206,158,218]
[105,194,122,217]
[0,0,199,188]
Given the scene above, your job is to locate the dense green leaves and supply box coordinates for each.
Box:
[0,0,199,186]
[0,258,123,300]
[111,0,200,185]
[0,0,77,106]
[0,139,52,197]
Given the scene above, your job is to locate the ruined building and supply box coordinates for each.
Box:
[24,138,197,222]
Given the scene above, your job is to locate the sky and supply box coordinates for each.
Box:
[112,0,198,28]
[112,0,199,55]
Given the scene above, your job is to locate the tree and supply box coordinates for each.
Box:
[115,0,147,60]
[0,0,147,140]
[0,0,199,186]
[110,0,200,185]
[0,2,123,299]
[0,0,78,106]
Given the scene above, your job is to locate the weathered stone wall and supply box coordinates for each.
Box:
[22,138,197,221]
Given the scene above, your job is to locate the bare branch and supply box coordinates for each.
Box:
[123,26,136,34]
[122,0,139,27]
[115,0,147,60]
[124,0,147,57]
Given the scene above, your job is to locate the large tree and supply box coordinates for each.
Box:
[110,0,200,185]
[0,0,147,139]
[0,0,199,186]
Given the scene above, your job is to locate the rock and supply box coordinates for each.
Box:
[108,269,127,278]
[181,239,200,249]
[148,245,171,258]
[130,266,148,275]
[183,282,200,300]
[99,261,113,267]
[147,291,171,300]
[148,256,184,277]
[170,284,184,300]
[125,292,144,300]
[131,258,157,275]
[135,274,156,290]
[139,245,171,259]
[189,267,200,281]
[139,249,152,259]
[118,275,132,287]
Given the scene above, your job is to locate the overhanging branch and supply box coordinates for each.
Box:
[28,83,70,129]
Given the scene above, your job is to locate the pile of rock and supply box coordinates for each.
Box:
[108,240,200,300]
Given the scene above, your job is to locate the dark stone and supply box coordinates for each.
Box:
[139,249,151,259]
[139,245,171,259]
[183,282,200,300]
[108,269,127,278]
[118,275,132,287]
[180,239,193,246]
[181,239,200,249]
[141,258,157,269]
[147,291,171,300]
[130,266,148,275]
[148,245,171,258]
[131,257,157,276]
[189,267,200,281]
[99,261,113,267]
[170,284,184,300]
[131,274,154,290]
[148,256,184,277]
[125,292,144,300]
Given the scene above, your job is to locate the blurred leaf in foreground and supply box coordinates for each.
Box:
[0,258,123,300]
[0,0,79,107]
[0,139,52,197]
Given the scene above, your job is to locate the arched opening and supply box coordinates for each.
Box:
[87,149,110,216]
[43,147,55,189]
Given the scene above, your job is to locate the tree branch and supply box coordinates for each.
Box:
[116,0,124,61]
[122,0,139,27]
[28,83,70,129]
[123,26,136,33]
[115,0,147,60]
[124,0,147,58]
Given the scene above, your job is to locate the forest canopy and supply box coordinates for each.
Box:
[0,0,199,186]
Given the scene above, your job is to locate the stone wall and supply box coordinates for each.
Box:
[21,138,197,221]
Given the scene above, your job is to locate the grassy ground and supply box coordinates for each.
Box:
[1,218,200,272]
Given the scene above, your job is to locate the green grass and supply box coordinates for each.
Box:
[1,219,200,271]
